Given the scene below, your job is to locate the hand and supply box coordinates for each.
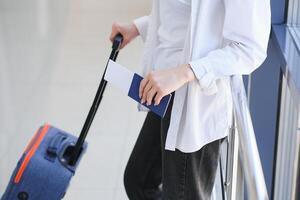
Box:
[139,64,195,106]
[110,22,139,49]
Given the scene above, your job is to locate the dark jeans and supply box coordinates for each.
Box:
[124,94,224,200]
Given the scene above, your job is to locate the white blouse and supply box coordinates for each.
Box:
[134,0,271,153]
[153,0,191,71]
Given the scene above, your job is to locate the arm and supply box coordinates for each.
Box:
[109,15,149,49]
[133,16,150,42]
[140,0,271,105]
[189,0,271,94]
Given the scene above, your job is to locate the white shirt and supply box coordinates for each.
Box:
[134,0,271,153]
[153,0,191,70]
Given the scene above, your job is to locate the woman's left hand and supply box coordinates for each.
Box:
[139,64,195,106]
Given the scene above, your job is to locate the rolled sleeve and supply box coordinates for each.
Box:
[189,60,218,95]
[133,16,149,42]
[190,0,271,95]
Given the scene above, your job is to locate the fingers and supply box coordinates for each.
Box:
[139,71,167,106]
[110,22,139,49]
[110,22,119,43]
[139,73,153,105]
[154,92,164,106]
[110,23,127,49]
[139,77,148,100]
[146,87,157,106]
[142,84,165,106]
[142,80,152,104]
[110,22,127,49]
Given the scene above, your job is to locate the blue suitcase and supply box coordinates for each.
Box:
[1,34,123,200]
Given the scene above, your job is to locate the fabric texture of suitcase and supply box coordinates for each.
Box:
[1,124,87,200]
[1,34,123,200]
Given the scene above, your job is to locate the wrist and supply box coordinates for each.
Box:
[131,22,140,38]
[180,64,195,83]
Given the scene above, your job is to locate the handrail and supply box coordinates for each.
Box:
[230,75,269,200]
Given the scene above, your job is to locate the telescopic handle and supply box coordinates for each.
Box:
[69,34,123,165]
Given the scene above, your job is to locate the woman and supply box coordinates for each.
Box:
[110,0,271,199]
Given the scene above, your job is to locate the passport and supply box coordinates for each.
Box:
[104,60,172,118]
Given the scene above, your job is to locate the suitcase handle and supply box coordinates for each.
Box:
[46,134,67,161]
[69,34,123,165]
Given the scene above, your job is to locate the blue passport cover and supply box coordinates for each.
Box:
[128,73,172,118]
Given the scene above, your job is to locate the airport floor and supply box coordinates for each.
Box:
[0,0,151,199]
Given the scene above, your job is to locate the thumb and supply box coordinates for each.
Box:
[110,22,121,42]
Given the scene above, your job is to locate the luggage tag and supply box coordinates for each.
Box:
[104,60,172,118]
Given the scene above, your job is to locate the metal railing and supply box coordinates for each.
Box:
[272,23,300,200]
[219,76,269,200]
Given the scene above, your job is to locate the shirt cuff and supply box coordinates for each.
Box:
[133,16,149,42]
[189,60,218,95]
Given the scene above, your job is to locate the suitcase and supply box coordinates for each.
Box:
[1,34,124,200]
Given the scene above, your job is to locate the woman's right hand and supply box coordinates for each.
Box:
[110,22,139,49]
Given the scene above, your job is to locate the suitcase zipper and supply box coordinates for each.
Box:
[14,124,50,184]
